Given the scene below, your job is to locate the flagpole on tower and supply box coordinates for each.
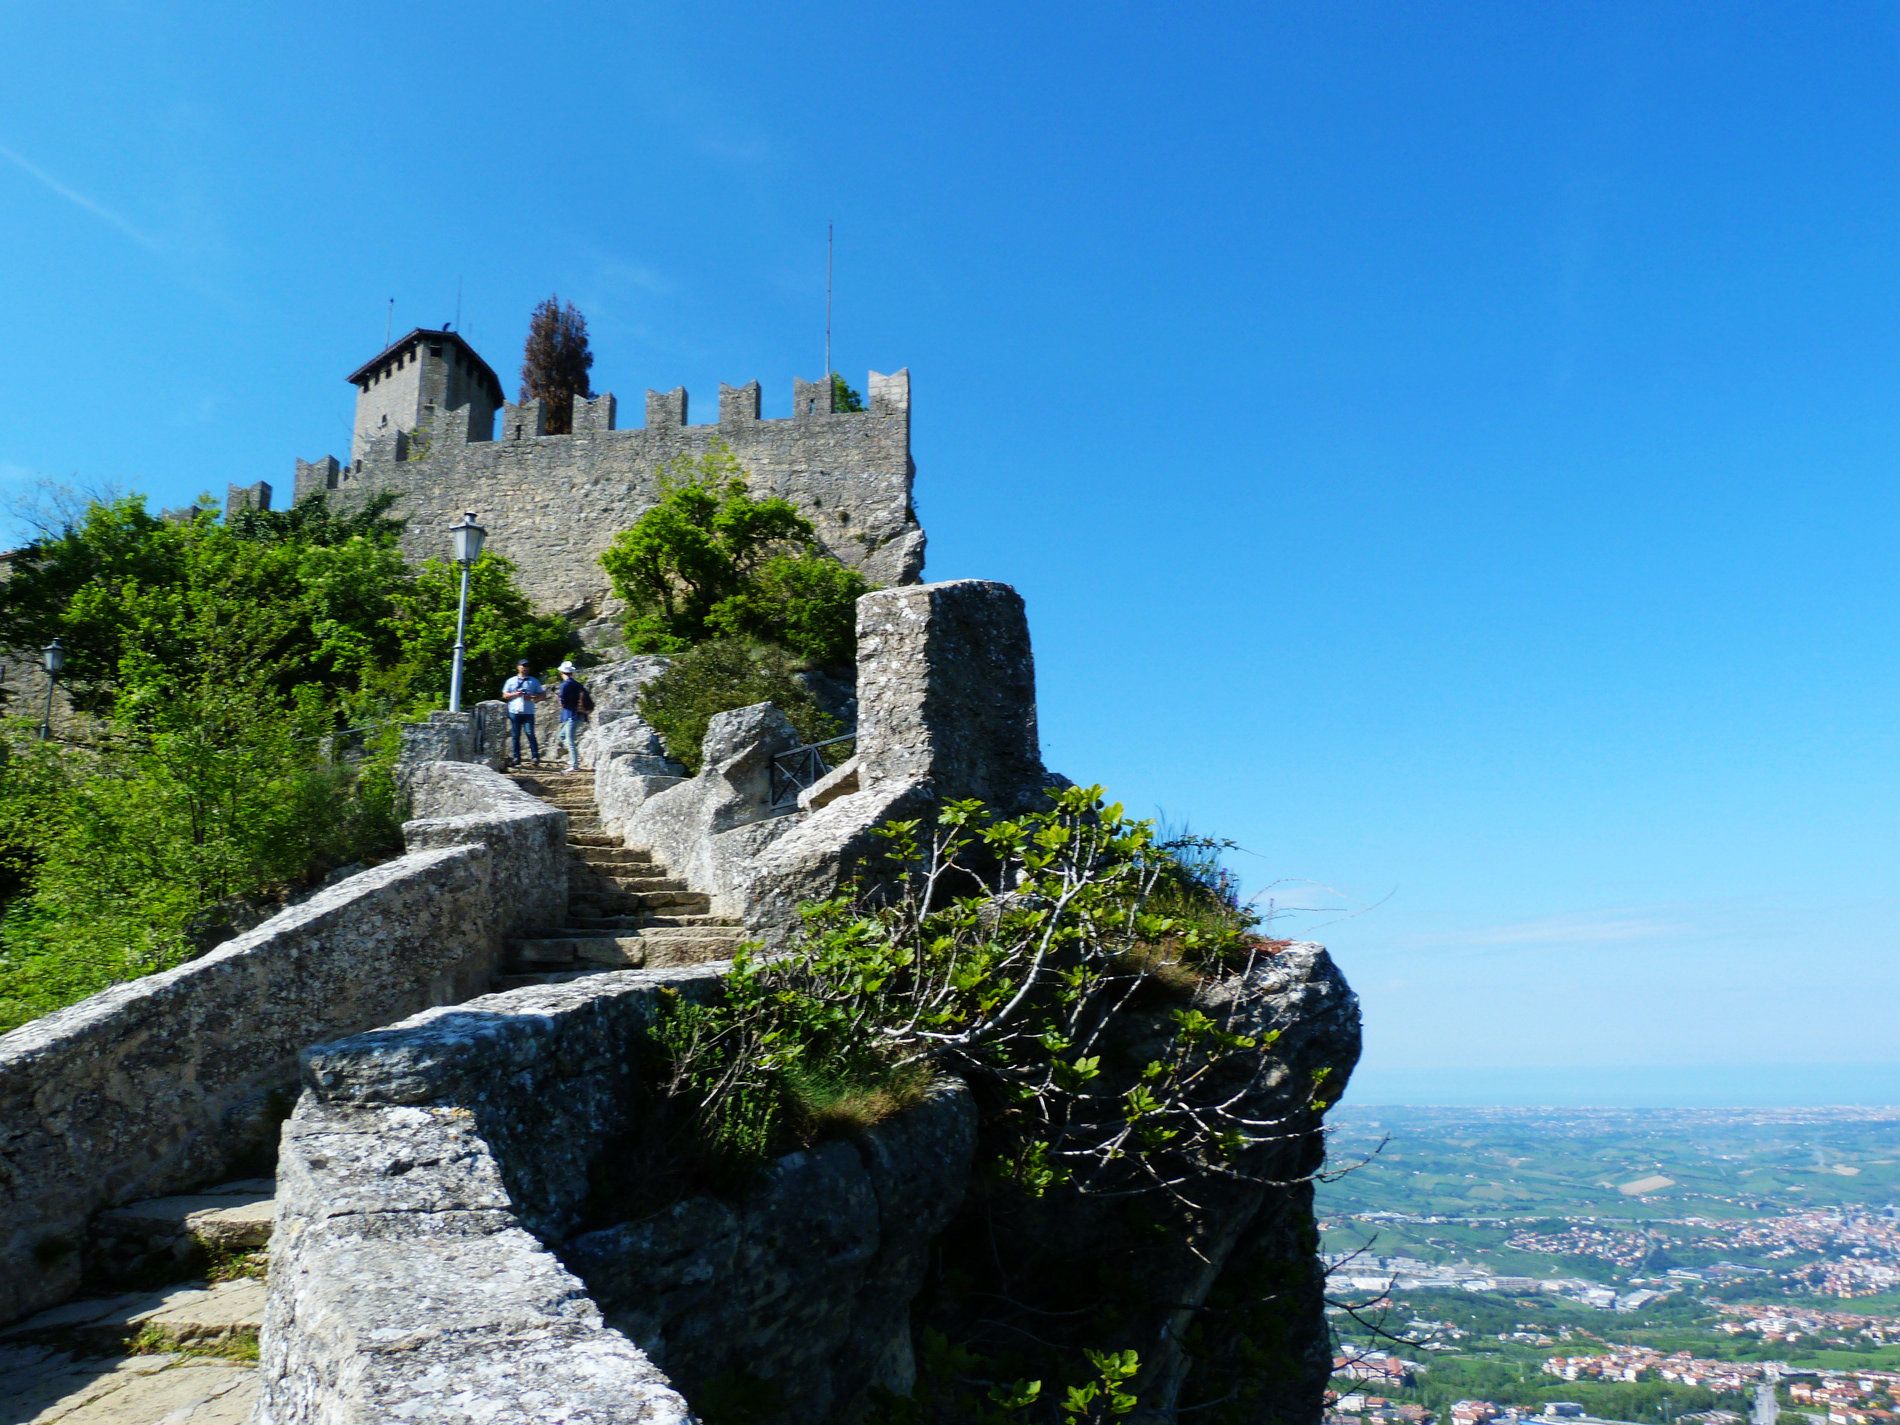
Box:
[825,222,833,387]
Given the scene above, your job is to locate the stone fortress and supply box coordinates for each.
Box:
[1,325,1362,1425]
[225,327,925,613]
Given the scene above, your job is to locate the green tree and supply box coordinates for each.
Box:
[599,443,869,664]
[0,488,571,1029]
[0,686,403,1033]
[635,639,840,775]
[369,550,572,715]
[831,372,866,412]
[519,295,595,436]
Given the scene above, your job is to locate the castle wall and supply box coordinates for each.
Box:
[297,370,923,614]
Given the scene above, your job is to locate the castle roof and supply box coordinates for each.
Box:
[346,328,503,404]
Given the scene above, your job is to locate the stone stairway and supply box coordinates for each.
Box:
[0,1179,272,1423]
[497,770,746,986]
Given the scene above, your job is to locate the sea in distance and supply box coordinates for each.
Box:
[1343,1062,1900,1109]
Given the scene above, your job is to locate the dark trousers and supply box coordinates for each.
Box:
[510,711,540,761]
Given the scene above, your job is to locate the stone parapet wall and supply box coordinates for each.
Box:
[293,371,922,615]
[0,848,489,1326]
[0,759,567,1328]
[396,700,507,771]
[402,759,568,939]
[592,579,1054,945]
[260,972,709,1425]
[259,968,976,1423]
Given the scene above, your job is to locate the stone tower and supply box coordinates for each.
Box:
[346,329,504,464]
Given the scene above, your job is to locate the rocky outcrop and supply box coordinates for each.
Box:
[566,1080,976,1420]
[1123,942,1363,1420]
[909,941,1361,1425]
[259,969,976,1425]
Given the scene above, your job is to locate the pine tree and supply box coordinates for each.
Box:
[518,296,596,435]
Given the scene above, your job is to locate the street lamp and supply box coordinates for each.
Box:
[40,638,65,742]
[446,512,485,713]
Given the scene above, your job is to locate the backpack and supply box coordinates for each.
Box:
[579,686,596,716]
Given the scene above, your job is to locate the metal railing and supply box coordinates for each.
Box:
[768,733,856,809]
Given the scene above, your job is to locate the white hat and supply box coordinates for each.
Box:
[558,660,577,673]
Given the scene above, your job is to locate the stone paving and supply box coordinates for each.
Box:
[0,1189,268,1425]
[0,1342,255,1423]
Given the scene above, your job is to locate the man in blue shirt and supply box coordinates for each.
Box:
[501,659,544,766]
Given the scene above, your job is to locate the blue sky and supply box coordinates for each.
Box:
[2,3,1895,1104]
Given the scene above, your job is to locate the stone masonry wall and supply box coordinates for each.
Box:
[0,847,489,1327]
[401,759,569,941]
[259,968,977,1424]
[294,369,922,614]
[0,761,565,1327]
[588,579,1056,944]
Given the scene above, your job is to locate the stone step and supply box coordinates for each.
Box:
[0,1340,257,1422]
[513,927,742,967]
[568,831,623,848]
[563,912,737,932]
[1,1278,268,1353]
[95,1180,275,1255]
[570,847,654,868]
[493,968,614,991]
[571,890,713,915]
[637,939,741,969]
[88,1180,275,1286]
[508,936,648,968]
[572,871,687,894]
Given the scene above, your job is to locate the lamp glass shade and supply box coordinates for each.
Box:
[450,513,486,565]
[43,639,65,675]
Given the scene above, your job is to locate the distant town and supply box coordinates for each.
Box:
[1318,1107,1900,1425]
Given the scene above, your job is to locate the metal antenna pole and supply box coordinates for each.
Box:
[825,222,833,383]
[385,298,394,348]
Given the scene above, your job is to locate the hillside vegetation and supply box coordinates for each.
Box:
[0,493,568,1032]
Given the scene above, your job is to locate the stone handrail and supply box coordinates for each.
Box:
[0,760,565,1327]
[258,965,976,1424]
[258,970,719,1425]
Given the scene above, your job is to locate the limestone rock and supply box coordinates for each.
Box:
[565,1080,976,1420]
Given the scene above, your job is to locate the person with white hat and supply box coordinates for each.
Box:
[553,660,593,772]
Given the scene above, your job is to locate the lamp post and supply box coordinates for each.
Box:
[447,513,486,713]
[40,638,65,742]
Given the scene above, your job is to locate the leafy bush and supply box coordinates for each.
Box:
[653,786,1294,1197]
[0,693,404,1033]
[636,639,841,775]
[643,787,1311,1424]
[599,443,870,665]
[0,492,571,723]
[0,487,565,1031]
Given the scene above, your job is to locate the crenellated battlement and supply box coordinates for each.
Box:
[285,339,922,612]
